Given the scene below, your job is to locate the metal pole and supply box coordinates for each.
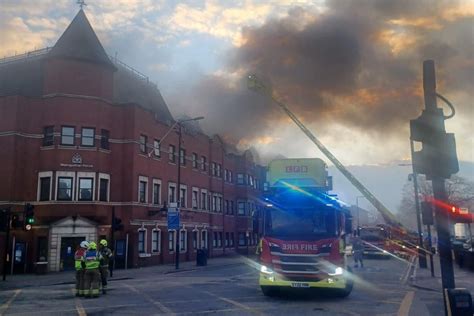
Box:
[409,144,427,269]
[10,235,15,275]
[356,198,360,229]
[125,233,129,270]
[2,209,11,281]
[427,224,435,277]
[176,123,182,270]
[110,206,115,277]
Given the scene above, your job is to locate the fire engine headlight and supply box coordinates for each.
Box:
[260,265,274,274]
[383,250,388,254]
[328,267,343,276]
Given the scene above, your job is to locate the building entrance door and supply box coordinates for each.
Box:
[60,237,85,271]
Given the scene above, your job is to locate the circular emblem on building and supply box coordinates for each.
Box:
[72,153,83,164]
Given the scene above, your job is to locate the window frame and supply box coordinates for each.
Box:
[237,173,245,185]
[152,179,161,205]
[42,126,54,147]
[192,229,199,251]
[98,173,110,202]
[179,185,187,208]
[37,172,53,201]
[139,134,147,154]
[100,129,110,150]
[81,127,95,147]
[179,229,187,253]
[200,190,207,210]
[201,230,208,249]
[138,228,146,254]
[237,201,246,215]
[153,139,161,158]
[192,153,198,169]
[168,230,176,252]
[60,126,75,146]
[78,177,94,201]
[152,229,161,253]
[138,176,148,203]
[201,156,207,171]
[57,176,74,201]
[192,187,199,209]
[168,183,177,204]
[180,148,186,166]
[169,145,176,163]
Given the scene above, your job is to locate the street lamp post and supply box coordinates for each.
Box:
[175,116,204,270]
[356,196,365,230]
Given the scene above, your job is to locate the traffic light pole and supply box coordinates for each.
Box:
[176,123,182,270]
[2,209,11,281]
[423,60,455,290]
[110,206,115,277]
[410,141,427,269]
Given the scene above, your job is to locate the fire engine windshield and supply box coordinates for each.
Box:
[359,228,387,241]
[265,207,337,239]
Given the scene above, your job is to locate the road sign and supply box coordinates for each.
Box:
[167,211,180,230]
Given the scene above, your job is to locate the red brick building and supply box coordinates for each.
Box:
[0,10,265,273]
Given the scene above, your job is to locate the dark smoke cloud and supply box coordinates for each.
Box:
[173,0,473,147]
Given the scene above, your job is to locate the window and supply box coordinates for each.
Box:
[192,153,198,168]
[230,233,235,247]
[237,201,246,215]
[237,173,245,185]
[43,126,54,146]
[37,237,48,261]
[100,129,110,150]
[211,162,217,176]
[153,139,160,157]
[139,180,147,203]
[217,196,222,213]
[248,175,254,187]
[180,230,187,253]
[153,181,161,205]
[201,191,207,210]
[228,170,232,183]
[61,126,75,146]
[212,195,217,212]
[57,177,73,200]
[201,230,208,249]
[230,201,234,215]
[169,145,176,163]
[169,183,176,203]
[180,187,186,208]
[81,128,95,147]
[224,200,229,214]
[78,178,93,201]
[152,230,161,253]
[254,178,258,189]
[225,232,229,247]
[218,232,223,248]
[138,229,146,253]
[213,232,218,247]
[192,230,198,250]
[201,156,207,171]
[238,233,246,246]
[139,134,147,154]
[217,164,221,177]
[99,178,109,202]
[39,177,51,201]
[180,149,186,166]
[192,189,199,209]
[169,231,176,252]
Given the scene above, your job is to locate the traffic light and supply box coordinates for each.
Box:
[112,216,124,231]
[0,209,9,232]
[24,203,35,230]
[410,109,459,179]
[421,201,434,225]
[11,214,22,229]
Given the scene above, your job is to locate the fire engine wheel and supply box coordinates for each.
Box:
[261,286,279,297]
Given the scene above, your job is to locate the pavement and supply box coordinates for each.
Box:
[1,253,473,315]
[407,254,474,316]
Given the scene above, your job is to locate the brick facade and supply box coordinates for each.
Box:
[0,10,264,273]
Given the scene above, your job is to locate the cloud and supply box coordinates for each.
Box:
[170,0,474,163]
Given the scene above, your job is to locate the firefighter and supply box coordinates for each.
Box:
[352,236,364,268]
[82,241,101,298]
[74,241,89,297]
[98,239,113,294]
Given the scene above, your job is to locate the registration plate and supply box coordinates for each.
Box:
[291,282,310,288]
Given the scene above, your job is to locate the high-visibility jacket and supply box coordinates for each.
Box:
[339,238,346,255]
[99,247,113,267]
[74,248,86,270]
[83,250,101,270]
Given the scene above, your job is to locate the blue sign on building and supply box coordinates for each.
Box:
[167,211,180,230]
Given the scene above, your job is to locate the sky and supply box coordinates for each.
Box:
[1,0,473,167]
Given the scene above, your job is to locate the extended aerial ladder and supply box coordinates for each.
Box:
[247,74,403,229]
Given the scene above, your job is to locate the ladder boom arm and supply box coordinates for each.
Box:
[248,75,401,227]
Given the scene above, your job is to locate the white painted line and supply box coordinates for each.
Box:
[0,289,21,316]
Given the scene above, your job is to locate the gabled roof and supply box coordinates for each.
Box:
[49,9,115,69]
